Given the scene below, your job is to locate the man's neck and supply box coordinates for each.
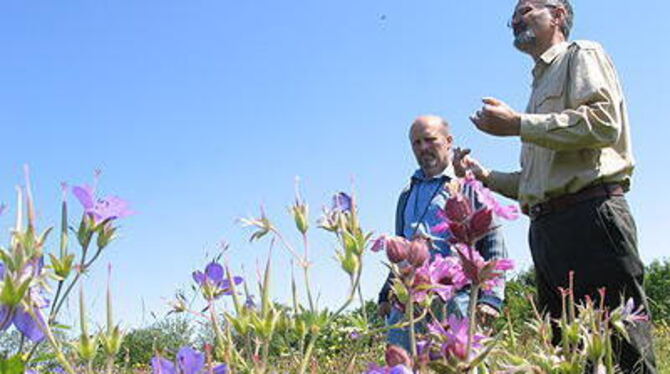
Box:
[530,34,567,61]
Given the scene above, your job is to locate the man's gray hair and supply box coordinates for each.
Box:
[546,0,574,38]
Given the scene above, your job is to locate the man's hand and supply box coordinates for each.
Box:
[476,303,500,329]
[378,301,392,319]
[470,97,521,137]
[453,147,490,181]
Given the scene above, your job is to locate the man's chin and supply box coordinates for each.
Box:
[513,31,536,52]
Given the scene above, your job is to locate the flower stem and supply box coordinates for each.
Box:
[31,309,77,374]
[301,233,315,313]
[408,295,418,357]
[297,333,318,374]
[357,282,368,324]
[465,282,480,368]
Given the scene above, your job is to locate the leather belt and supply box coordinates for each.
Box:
[525,183,624,220]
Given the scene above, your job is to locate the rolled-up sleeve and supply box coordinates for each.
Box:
[486,170,520,201]
[520,45,623,151]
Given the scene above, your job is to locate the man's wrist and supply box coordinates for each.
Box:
[477,167,491,185]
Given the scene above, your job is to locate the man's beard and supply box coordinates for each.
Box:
[514,27,537,50]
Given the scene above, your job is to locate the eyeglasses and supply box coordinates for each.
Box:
[506,4,557,28]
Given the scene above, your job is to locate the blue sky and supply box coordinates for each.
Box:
[1,0,669,329]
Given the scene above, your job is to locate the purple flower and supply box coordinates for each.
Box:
[212,364,229,374]
[13,307,47,342]
[0,258,49,343]
[72,184,133,223]
[364,364,388,374]
[192,262,243,298]
[0,203,6,216]
[151,347,228,374]
[332,192,353,213]
[364,363,413,374]
[370,234,388,252]
[151,356,177,374]
[177,346,205,374]
[389,365,413,374]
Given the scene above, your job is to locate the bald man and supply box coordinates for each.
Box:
[377,115,508,351]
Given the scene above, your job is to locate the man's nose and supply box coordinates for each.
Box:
[417,142,431,151]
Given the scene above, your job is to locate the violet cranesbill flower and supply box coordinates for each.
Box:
[0,258,50,342]
[72,184,133,224]
[177,346,204,374]
[192,262,243,298]
[332,192,353,213]
[151,346,228,374]
[364,364,413,374]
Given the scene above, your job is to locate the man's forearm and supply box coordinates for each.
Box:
[482,170,520,201]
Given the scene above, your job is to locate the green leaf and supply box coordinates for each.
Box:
[0,355,26,374]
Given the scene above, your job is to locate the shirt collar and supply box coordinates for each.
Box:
[532,41,569,78]
[411,165,455,182]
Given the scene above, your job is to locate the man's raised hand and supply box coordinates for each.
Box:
[470,97,522,137]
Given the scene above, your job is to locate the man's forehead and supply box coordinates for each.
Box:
[410,121,447,138]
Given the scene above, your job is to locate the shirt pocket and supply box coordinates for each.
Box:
[535,80,565,114]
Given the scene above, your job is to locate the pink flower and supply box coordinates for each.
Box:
[409,255,468,304]
[441,315,484,360]
[621,298,649,323]
[463,173,519,220]
[455,244,514,290]
[385,344,412,367]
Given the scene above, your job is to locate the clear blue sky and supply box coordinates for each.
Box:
[1,1,668,329]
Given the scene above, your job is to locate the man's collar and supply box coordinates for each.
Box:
[532,41,569,79]
[411,165,455,182]
[538,41,569,65]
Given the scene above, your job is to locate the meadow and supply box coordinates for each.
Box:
[1,169,668,373]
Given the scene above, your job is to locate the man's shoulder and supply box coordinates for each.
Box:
[569,39,605,52]
[397,182,413,198]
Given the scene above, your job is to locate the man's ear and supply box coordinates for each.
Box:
[551,6,567,29]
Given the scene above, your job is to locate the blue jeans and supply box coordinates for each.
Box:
[386,290,470,352]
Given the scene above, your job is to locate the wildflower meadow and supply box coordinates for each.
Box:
[0,167,668,373]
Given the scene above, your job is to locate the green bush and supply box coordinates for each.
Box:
[645,258,670,323]
[116,316,194,368]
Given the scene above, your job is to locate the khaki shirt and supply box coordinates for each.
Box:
[487,40,634,210]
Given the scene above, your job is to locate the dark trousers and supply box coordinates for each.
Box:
[529,195,656,373]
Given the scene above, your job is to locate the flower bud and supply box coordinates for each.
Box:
[469,208,493,240]
[447,221,470,244]
[291,202,309,235]
[340,252,359,276]
[407,238,429,267]
[385,344,412,367]
[386,237,409,264]
[444,194,472,223]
